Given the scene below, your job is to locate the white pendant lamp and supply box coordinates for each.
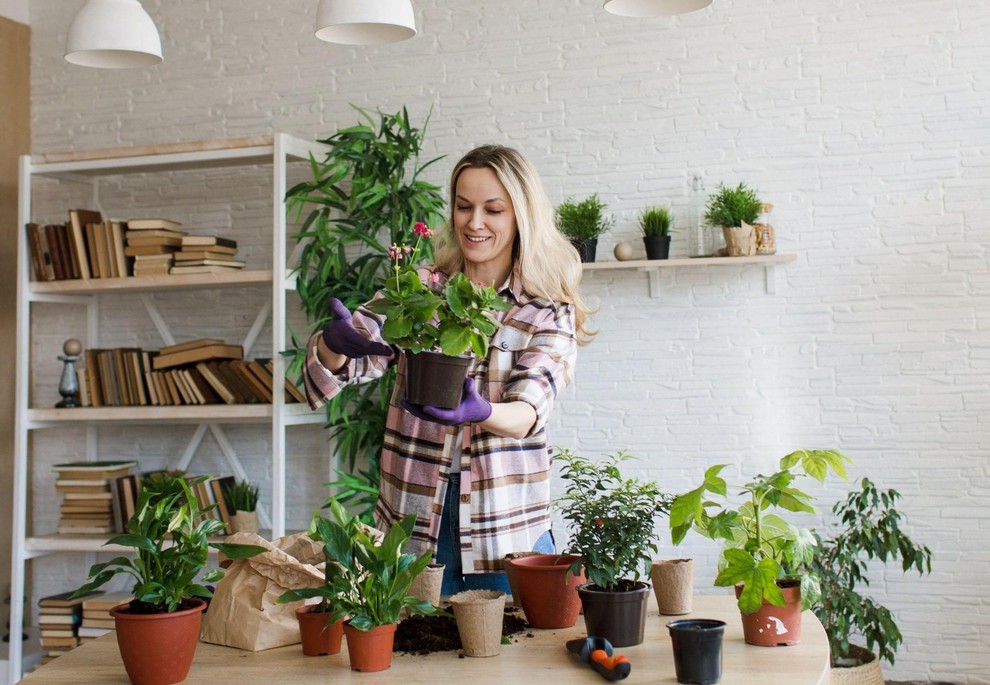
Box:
[65,0,163,68]
[315,0,417,45]
[604,0,713,17]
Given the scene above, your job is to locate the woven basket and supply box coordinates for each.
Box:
[830,645,884,685]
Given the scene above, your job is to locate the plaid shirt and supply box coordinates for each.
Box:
[304,266,577,572]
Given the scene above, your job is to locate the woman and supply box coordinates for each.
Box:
[304,145,593,595]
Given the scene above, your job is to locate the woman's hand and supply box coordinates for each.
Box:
[321,297,393,358]
[402,378,492,425]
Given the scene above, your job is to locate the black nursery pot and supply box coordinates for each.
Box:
[666,619,726,685]
[405,351,472,409]
[577,582,651,648]
[643,235,671,260]
[570,238,598,263]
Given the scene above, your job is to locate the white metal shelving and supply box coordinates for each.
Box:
[10,133,327,682]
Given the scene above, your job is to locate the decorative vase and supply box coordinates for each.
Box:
[577,581,651,648]
[643,235,671,260]
[570,238,598,263]
[405,351,472,409]
[228,509,259,535]
[504,554,585,629]
[449,590,506,657]
[502,551,540,608]
[651,558,694,615]
[343,622,397,672]
[721,223,757,257]
[295,605,343,656]
[110,598,206,685]
[667,618,726,685]
[735,581,803,646]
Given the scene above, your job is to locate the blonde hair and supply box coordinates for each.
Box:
[434,145,595,344]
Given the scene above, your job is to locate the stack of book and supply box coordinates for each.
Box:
[78,591,133,644]
[170,234,245,274]
[25,208,132,281]
[37,590,100,663]
[54,460,138,535]
[126,218,187,276]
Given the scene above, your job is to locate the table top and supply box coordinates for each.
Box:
[19,594,829,685]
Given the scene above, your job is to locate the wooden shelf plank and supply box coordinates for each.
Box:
[25,532,278,556]
[27,403,321,426]
[582,253,796,270]
[28,269,273,295]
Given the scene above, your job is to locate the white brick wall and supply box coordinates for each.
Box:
[22,1,990,682]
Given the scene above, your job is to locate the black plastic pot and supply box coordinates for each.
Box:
[666,619,726,685]
[577,581,651,648]
[643,235,671,260]
[405,351,472,409]
[570,238,598,263]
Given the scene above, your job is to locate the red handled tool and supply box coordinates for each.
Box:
[566,637,632,681]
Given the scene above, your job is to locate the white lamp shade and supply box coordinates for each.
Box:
[604,0,713,17]
[315,0,417,45]
[65,0,163,68]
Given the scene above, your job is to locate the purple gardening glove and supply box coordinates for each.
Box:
[321,297,393,359]
[402,378,492,426]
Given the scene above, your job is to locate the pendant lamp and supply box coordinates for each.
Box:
[315,0,417,45]
[65,0,162,68]
[603,0,713,17]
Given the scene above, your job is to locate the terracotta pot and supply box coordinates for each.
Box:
[405,351,472,409]
[504,554,585,629]
[735,581,802,646]
[343,622,397,672]
[228,509,259,534]
[651,558,694,615]
[643,235,671,260]
[110,598,206,685]
[578,581,651,648]
[295,605,343,656]
[503,551,541,608]
[570,238,598,263]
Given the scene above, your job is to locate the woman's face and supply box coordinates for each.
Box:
[453,166,518,283]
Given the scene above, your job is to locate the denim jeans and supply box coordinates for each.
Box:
[437,473,555,596]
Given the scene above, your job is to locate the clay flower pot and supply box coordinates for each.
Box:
[503,551,540,608]
[110,598,206,685]
[405,351,472,409]
[651,558,694,615]
[735,581,803,646]
[295,605,343,656]
[504,554,585,629]
[343,622,397,672]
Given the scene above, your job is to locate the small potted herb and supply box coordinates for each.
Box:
[365,222,511,409]
[669,449,851,646]
[554,449,674,647]
[556,194,614,262]
[704,182,762,256]
[73,474,264,685]
[223,479,260,534]
[639,206,672,260]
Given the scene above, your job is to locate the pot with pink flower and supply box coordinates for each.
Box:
[366,222,512,409]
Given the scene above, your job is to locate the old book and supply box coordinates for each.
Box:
[32,223,57,281]
[142,350,159,405]
[180,235,237,249]
[195,362,236,404]
[111,221,129,277]
[153,342,243,370]
[126,218,183,231]
[170,257,245,268]
[214,361,258,404]
[162,371,182,405]
[52,461,137,479]
[84,222,102,278]
[184,366,222,404]
[26,223,51,281]
[84,349,104,407]
[44,224,68,280]
[173,247,238,260]
[68,209,101,279]
[39,590,102,609]
[230,360,272,403]
[265,360,307,403]
[114,474,139,524]
[124,244,180,257]
[209,476,236,532]
[57,524,115,535]
[83,591,133,614]
[125,228,186,241]
[55,481,110,494]
[127,236,184,247]
[92,221,111,279]
[158,338,224,356]
[169,264,245,275]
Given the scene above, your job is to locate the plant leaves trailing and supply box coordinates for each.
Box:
[283,105,447,523]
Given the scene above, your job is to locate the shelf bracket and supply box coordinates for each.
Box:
[636,267,662,299]
[765,264,779,295]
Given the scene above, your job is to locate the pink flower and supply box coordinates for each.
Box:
[429,272,441,284]
[413,222,430,236]
[388,244,402,260]
[404,245,413,255]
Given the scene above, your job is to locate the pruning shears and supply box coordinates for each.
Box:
[566,637,632,681]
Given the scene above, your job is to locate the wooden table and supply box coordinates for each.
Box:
[19,594,829,684]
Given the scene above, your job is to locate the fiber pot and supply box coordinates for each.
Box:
[651,558,694,615]
[407,563,445,609]
[110,598,206,685]
[577,581,651,648]
[643,235,671,260]
[504,554,585,629]
[571,238,598,263]
[228,509,259,534]
[343,622,397,672]
[449,590,506,657]
[667,618,726,685]
[721,223,757,256]
[735,581,803,646]
[405,351,472,409]
[295,605,343,656]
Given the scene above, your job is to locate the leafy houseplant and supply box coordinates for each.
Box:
[639,206,673,260]
[285,105,447,523]
[554,449,674,647]
[703,182,762,257]
[556,194,614,262]
[803,478,932,671]
[669,449,851,641]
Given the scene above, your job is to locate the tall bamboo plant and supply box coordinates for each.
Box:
[285,105,446,522]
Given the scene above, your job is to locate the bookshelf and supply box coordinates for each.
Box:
[10,134,328,682]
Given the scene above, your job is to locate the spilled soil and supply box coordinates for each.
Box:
[393,607,531,655]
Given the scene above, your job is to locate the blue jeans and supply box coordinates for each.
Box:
[437,473,555,596]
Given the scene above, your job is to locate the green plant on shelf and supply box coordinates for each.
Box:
[223,479,259,513]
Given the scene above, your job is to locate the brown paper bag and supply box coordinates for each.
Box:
[200,531,326,651]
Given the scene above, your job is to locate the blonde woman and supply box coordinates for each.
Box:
[305,145,593,595]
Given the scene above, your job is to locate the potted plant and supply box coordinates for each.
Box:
[222,479,259,534]
[364,222,511,409]
[669,449,851,646]
[554,449,674,647]
[704,182,762,256]
[556,194,614,262]
[277,498,445,672]
[72,474,265,685]
[802,478,932,685]
[639,206,672,260]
